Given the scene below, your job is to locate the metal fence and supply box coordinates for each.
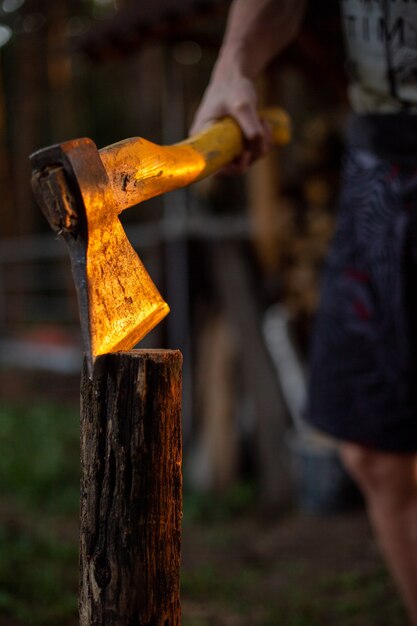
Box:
[0,212,255,372]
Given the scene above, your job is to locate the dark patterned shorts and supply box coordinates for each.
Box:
[306,149,417,452]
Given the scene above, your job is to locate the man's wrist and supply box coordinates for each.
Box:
[215,42,257,81]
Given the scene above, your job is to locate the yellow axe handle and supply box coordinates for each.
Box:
[99,107,291,214]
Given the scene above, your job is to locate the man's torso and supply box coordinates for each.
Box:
[340,0,417,112]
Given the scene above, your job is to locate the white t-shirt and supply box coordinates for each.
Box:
[341,0,417,112]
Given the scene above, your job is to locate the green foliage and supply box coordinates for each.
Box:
[0,402,407,626]
[180,508,405,626]
[0,402,79,626]
[0,525,78,625]
[0,403,79,513]
[182,563,262,604]
[181,484,401,626]
[183,481,257,524]
[181,558,405,626]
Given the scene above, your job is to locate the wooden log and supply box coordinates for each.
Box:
[190,312,238,492]
[79,349,183,626]
[211,242,292,512]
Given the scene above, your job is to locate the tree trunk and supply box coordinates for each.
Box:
[79,349,183,626]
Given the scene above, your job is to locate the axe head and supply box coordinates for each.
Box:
[30,138,169,375]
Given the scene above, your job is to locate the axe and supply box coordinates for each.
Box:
[30,107,290,375]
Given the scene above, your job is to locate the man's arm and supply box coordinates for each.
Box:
[191,0,306,165]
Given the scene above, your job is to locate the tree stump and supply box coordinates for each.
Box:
[79,350,183,626]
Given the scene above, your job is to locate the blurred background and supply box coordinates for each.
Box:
[0,0,407,624]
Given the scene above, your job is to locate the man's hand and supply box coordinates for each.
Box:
[189,0,305,173]
[190,62,272,173]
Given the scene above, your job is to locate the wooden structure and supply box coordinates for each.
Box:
[76,0,228,62]
[79,350,183,626]
[211,241,292,507]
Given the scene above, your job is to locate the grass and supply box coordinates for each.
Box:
[183,481,257,524]
[180,483,405,625]
[0,525,78,625]
[0,403,80,513]
[0,400,407,626]
[0,402,79,626]
[181,558,404,626]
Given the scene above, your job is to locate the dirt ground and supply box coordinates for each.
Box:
[0,370,407,626]
[181,506,405,626]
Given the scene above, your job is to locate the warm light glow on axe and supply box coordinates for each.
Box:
[30,108,290,375]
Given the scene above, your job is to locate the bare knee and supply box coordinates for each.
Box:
[339,443,417,508]
[339,443,383,490]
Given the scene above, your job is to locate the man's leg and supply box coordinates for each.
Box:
[340,443,417,625]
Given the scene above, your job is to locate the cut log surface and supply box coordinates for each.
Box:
[79,350,183,626]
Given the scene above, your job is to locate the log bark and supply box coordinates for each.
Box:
[79,349,182,626]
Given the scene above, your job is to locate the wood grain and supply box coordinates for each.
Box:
[79,350,183,626]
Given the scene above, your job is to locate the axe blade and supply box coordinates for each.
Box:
[30,138,169,375]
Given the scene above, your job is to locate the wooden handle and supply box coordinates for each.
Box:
[180,107,290,180]
[99,107,291,213]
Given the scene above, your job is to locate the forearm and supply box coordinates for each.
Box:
[191,0,306,161]
[216,0,306,80]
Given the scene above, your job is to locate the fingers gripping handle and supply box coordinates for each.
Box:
[99,107,291,214]
[181,106,291,179]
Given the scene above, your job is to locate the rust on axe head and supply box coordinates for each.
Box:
[30,138,169,375]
